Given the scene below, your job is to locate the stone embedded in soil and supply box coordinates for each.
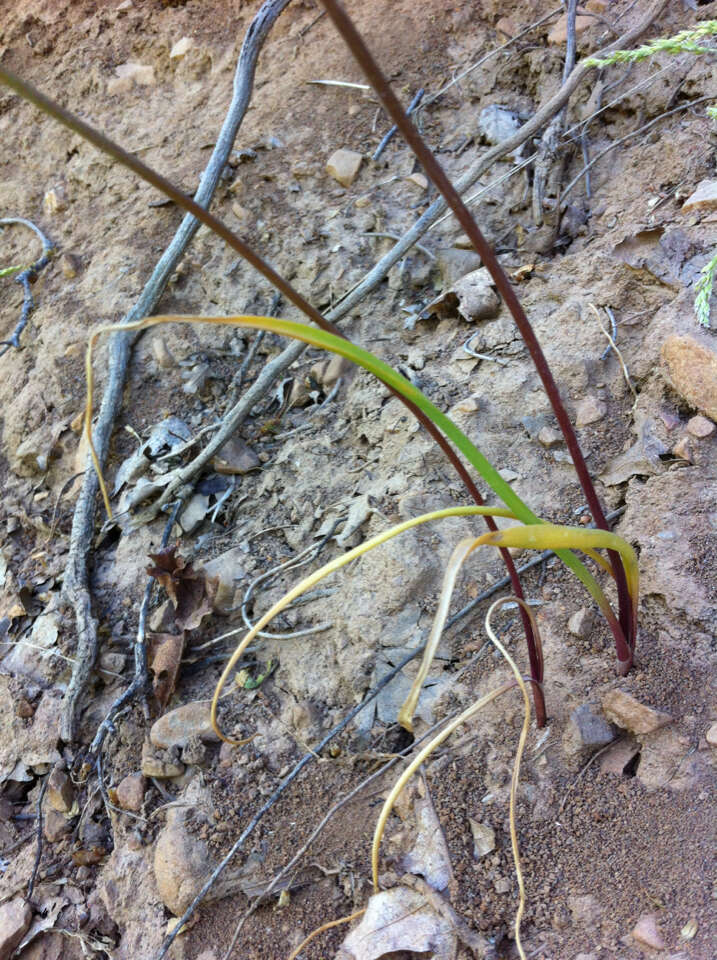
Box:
[681,179,717,212]
[170,36,193,59]
[198,547,246,614]
[705,722,717,747]
[661,334,717,421]
[538,426,562,448]
[407,172,428,191]
[211,435,260,475]
[116,773,146,812]
[325,148,363,188]
[567,704,617,751]
[46,766,75,812]
[468,819,495,858]
[568,606,596,640]
[568,894,604,926]
[141,742,184,779]
[671,435,695,462]
[151,336,176,369]
[575,396,607,427]
[149,702,220,750]
[601,690,672,735]
[686,414,715,438]
[547,13,593,44]
[453,268,501,322]
[107,62,156,94]
[0,898,32,959]
[632,913,666,950]
[43,808,72,842]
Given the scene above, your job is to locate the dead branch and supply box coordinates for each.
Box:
[59,0,293,743]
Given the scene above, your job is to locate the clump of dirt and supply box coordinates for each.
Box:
[0,1,715,959]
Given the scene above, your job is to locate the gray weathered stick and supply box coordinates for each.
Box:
[60,0,293,742]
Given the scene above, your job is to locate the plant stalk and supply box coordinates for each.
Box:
[318,0,634,673]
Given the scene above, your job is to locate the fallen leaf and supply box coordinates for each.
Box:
[147,546,218,631]
[148,632,185,709]
[336,886,456,960]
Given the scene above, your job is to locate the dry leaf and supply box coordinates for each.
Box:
[148,632,185,709]
[147,546,218,632]
[336,886,456,960]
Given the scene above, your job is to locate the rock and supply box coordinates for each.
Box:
[568,894,603,926]
[1,612,59,682]
[601,690,672,735]
[495,16,517,38]
[661,335,717,420]
[325,149,363,188]
[600,737,641,775]
[671,435,695,462]
[493,877,511,894]
[452,268,500,322]
[310,354,352,390]
[211,436,260,475]
[468,819,495,858]
[681,179,717,212]
[407,173,428,191]
[116,773,146,812]
[199,547,246,614]
[435,248,481,287]
[477,105,522,156]
[686,414,715,438]
[150,702,220,750]
[566,704,617,752]
[705,723,717,747]
[151,336,176,369]
[169,36,193,59]
[568,607,596,640]
[98,651,126,682]
[575,396,607,427]
[177,493,210,534]
[42,186,67,216]
[599,437,664,486]
[141,743,184,779]
[0,898,32,959]
[59,252,81,279]
[43,808,72,842]
[154,786,247,915]
[46,766,75,812]
[538,426,562,448]
[632,913,666,950]
[14,698,34,719]
[107,62,156,94]
[548,13,593,45]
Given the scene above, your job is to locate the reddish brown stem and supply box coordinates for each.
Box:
[319,0,634,678]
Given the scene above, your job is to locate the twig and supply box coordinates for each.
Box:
[225,293,280,409]
[531,0,578,228]
[0,217,53,359]
[362,231,435,260]
[372,87,424,161]
[463,332,509,366]
[590,304,636,398]
[557,738,620,814]
[306,79,370,90]
[562,94,714,203]
[26,774,49,902]
[240,519,341,640]
[89,499,184,756]
[415,7,564,114]
[55,0,293,743]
